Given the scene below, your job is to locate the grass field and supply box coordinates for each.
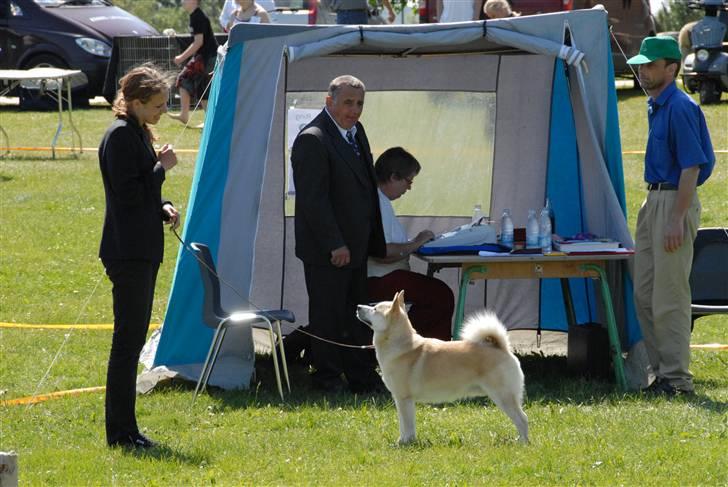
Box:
[0,88,726,485]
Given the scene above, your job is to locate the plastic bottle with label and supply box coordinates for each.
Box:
[526,209,539,249]
[500,208,514,248]
[539,204,552,254]
[472,204,484,225]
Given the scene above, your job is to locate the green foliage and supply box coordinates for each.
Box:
[655,0,704,32]
[112,0,226,33]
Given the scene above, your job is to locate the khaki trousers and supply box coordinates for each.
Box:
[633,190,700,391]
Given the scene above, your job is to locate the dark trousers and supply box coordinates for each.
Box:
[103,259,159,444]
[303,263,378,388]
[367,270,455,341]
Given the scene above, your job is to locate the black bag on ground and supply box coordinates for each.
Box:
[567,323,611,379]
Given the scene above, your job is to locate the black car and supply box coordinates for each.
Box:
[0,0,158,104]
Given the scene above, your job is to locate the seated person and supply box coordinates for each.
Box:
[367,147,455,341]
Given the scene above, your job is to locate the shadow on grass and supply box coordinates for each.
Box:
[2,153,81,162]
[119,443,210,465]
[157,351,726,414]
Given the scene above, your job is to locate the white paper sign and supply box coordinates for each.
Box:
[286,108,319,197]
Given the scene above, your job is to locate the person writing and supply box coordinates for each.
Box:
[99,65,180,448]
[367,147,455,341]
[291,75,387,394]
[626,36,715,397]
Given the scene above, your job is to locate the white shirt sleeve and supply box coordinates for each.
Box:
[220,0,235,30]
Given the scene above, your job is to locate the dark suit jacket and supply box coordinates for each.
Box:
[291,109,386,267]
[98,117,170,263]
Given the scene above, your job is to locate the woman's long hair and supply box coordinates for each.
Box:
[112,64,173,141]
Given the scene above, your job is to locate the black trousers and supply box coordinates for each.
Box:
[103,259,159,444]
[303,263,378,388]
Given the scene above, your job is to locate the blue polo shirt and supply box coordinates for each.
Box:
[645,82,714,186]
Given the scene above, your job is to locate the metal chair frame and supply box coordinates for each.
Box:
[190,242,293,402]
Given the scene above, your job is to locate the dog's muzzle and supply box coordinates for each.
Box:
[356,305,373,329]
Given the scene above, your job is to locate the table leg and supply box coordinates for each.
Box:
[0,124,9,157]
[580,263,627,391]
[66,80,82,155]
[452,265,487,339]
[51,78,63,159]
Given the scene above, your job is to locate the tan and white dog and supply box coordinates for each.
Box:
[357,291,529,444]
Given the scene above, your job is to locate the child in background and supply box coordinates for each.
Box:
[227,0,271,29]
[168,0,218,126]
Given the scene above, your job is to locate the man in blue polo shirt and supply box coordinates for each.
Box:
[627,36,715,396]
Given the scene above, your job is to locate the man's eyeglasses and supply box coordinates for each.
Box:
[401,176,414,185]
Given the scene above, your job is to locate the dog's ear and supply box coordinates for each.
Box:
[394,290,406,313]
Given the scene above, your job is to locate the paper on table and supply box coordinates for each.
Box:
[478,250,513,257]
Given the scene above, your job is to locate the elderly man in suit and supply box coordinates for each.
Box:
[291,75,386,394]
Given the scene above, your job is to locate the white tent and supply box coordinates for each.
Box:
[148,9,644,390]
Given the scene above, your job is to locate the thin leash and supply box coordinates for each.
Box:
[609,26,649,98]
[170,227,375,350]
[25,273,104,411]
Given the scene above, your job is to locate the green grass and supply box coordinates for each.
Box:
[1,91,727,485]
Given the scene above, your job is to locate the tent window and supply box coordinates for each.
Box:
[285,90,496,218]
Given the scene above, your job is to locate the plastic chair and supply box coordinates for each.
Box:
[190,242,295,402]
[690,228,728,328]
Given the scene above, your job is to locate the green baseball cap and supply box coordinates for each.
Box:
[627,36,682,65]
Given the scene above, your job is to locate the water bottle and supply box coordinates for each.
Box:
[472,204,484,225]
[539,205,552,254]
[544,198,555,232]
[526,209,539,249]
[500,209,514,248]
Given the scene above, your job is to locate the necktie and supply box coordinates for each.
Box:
[346,130,361,157]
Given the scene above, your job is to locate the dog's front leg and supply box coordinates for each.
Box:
[394,397,416,445]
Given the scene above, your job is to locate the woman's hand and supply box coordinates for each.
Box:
[158,144,178,171]
[414,230,435,246]
[162,203,180,230]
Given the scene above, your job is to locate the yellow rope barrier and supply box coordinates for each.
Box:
[0,322,160,330]
[1,386,105,407]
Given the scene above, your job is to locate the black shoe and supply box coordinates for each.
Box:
[109,431,158,449]
[642,378,694,398]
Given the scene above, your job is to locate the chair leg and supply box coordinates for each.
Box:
[193,323,225,403]
[203,327,228,393]
[274,320,291,393]
[262,319,284,401]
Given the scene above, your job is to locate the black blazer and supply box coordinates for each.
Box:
[291,109,386,267]
[98,117,170,263]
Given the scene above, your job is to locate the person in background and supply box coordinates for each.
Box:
[323,0,395,25]
[291,75,387,394]
[99,65,180,449]
[437,0,477,22]
[226,0,271,28]
[220,0,275,30]
[626,36,715,397]
[367,147,455,341]
[483,0,519,19]
[168,0,218,126]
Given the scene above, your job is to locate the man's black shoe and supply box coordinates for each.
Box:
[642,378,694,398]
[108,432,158,449]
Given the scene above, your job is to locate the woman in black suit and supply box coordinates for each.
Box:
[99,65,179,449]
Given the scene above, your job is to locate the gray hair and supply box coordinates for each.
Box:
[328,75,366,100]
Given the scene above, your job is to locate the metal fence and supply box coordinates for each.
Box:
[107,34,227,109]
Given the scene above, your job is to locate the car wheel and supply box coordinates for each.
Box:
[20,54,89,110]
[698,80,721,105]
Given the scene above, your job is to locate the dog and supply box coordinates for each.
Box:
[356,291,528,445]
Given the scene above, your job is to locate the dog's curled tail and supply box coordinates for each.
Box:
[460,310,511,352]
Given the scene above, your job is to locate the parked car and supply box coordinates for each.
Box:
[0,0,158,105]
